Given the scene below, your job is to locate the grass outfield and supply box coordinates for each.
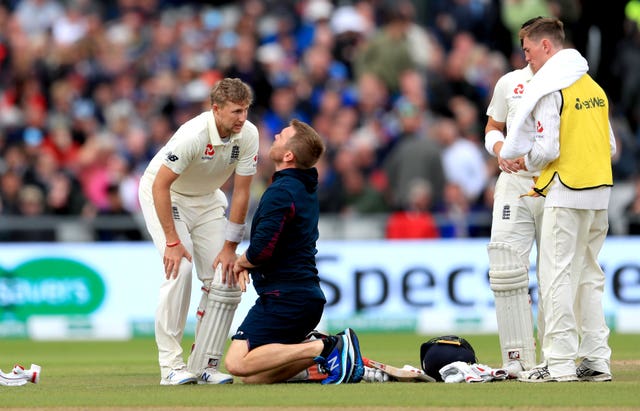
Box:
[0,333,638,410]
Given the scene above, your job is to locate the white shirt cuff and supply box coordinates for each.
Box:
[484,129,505,156]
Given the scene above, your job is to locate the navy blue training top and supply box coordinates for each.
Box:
[245,167,324,299]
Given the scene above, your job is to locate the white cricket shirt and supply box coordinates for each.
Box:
[486,65,538,177]
[142,111,259,196]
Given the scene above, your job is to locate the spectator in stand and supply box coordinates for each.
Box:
[0,0,636,242]
[260,76,309,142]
[224,33,273,115]
[609,115,639,180]
[340,166,388,216]
[22,147,58,196]
[625,175,640,235]
[449,95,485,145]
[147,114,175,153]
[571,1,626,106]
[353,0,415,94]
[45,171,90,216]
[300,43,350,116]
[432,116,488,205]
[0,169,23,216]
[75,132,119,211]
[398,0,444,74]
[296,0,334,54]
[427,0,504,52]
[434,182,472,238]
[51,0,90,48]
[329,2,369,80]
[386,178,439,239]
[441,33,488,114]
[9,184,56,242]
[354,72,390,125]
[500,0,551,58]
[383,99,445,210]
[14,0,65,39]
[41,122,81,172]
[0,143,28,176]
[613,11,640,136]
[94,182,143,241]
[397,69,431,115]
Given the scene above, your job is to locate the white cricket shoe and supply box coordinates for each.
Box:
[518,365,578,383]
[198,368,233,384]
[576,361,612,382]
[160,368,197,385]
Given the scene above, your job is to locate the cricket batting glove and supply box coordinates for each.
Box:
[363,366,391,383]
[0,364,41,386]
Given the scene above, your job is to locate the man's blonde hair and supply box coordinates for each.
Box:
[287,119,325,169]
[518,17,565,47]
[210,78,253,107]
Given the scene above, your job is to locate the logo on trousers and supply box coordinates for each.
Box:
[508,351,521,360]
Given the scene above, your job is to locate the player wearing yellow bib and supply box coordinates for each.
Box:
[501,17,615,383]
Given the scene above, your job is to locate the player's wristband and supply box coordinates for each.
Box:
[484,129,505,156]
[225,221,245,243]
[166,240,181,248]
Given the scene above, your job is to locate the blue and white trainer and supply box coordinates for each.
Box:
[340,328,364,383]
[317,335,351,384]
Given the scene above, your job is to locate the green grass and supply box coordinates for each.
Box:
[0,333,639,410]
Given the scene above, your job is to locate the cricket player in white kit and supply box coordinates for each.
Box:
[501,17,614,382]
[485,57,543,377]
[139,78,259,385]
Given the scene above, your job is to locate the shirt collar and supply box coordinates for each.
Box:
[206,110,239,145]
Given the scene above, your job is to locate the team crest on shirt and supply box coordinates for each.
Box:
[229,145,240,164]
[202,144,215,160]
[502,205,511,220]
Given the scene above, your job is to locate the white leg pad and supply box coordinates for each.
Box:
[488,242,536,370]
[187,267,242,377]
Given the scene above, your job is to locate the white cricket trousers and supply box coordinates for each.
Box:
[490,172,545,334]
[139,183,227,376]
[491,173,544,265]
[538,207,611,377]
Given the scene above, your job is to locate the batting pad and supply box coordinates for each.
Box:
[487,242,536,369]
[187,266,242,377]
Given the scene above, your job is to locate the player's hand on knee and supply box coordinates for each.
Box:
[163,246,191,279]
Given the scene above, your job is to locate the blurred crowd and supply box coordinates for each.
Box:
[1,0,640,241]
